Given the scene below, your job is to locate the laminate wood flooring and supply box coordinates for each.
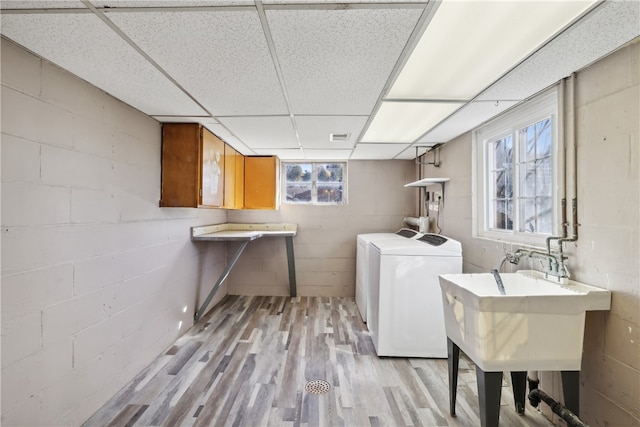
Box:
[83,296,555,427]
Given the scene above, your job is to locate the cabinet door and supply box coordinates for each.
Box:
[160,123,200,207]
[244,156,279,209]
[200,128,225,207]
[234,153,245,209]
[223,145,238,209]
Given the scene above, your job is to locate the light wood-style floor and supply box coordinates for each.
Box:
[83,296,554,426]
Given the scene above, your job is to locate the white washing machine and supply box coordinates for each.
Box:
[368,234,462,358]
[355,229,423,322]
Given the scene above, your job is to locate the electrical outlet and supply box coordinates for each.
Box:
[434,190,443,201]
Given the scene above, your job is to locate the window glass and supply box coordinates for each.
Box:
[284,163,312,203]
[316,163,344,204]
[489,135,513,231]
[283,162,347,205]
[517,118,553,234]
[473,88,558,245]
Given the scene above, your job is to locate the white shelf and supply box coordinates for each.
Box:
[404,178,450,187]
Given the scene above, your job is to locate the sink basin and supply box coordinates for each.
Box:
[439,270,611,372]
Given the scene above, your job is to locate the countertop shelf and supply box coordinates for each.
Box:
[404,178,450,187]
[405,178,450,208]
[190,223,298,323]
[191,223,297,241]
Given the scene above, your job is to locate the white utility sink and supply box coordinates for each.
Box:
[439,270,611,372]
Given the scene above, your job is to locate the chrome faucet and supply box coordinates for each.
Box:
[505,247,570,282]
[490,269,506,295]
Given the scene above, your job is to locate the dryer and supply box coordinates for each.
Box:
[368,234,462,358]
[355,228,422,322]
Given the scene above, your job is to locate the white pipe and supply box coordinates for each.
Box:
[403,216,429,233]
[557,80,567,214]
[563,73,579,241]
[404,217,420,228]
[567,73,577,216]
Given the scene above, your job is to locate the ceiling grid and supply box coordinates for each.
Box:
[1,0,638,159]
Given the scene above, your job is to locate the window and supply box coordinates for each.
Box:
[283,162,347,205]
[473,88,559,245]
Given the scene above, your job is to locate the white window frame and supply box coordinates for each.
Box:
[472,87,562,247]
[282,161,348,205]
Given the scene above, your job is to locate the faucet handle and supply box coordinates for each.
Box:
[506,252,520,265]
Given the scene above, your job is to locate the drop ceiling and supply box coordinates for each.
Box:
[1,0,638,160]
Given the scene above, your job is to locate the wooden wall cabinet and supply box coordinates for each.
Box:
[244,156,280,210]
[161,123,280,210]
[160,123,225,208]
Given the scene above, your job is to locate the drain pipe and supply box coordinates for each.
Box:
[528,386,588,427]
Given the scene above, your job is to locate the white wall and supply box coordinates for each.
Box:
[422,39,639,426]
[1,38,229,425]
[227,160,418,296]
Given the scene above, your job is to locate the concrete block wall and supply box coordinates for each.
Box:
[1,38,229,425]
[567,39,639,427]
[227,160,418,296]
[423,39,639,426]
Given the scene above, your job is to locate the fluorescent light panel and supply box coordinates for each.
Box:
[388,0,597,100]
[362,101,463,143]
[362,0,597,144]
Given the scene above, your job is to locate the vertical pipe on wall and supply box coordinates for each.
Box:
[558,78,568,234]
[418,151,424,217]
[531,74,580,395]
[561,73,579,242]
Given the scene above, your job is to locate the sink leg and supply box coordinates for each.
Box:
[561,371,580,417]
[447,338,460,417]
[511,371,527,414]
[476,368,503,427]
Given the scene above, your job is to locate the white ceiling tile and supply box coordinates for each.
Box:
[303,149,351,160]
[152,116,217,123]
[266,7,423,115]
[477,1,640,102]
[152,116,254,154]
[393,145,429,160]
[416,100,519,144]
[107,9,288,116]
[201,122,254,156]
[1,1,85,9]
[253,148,304,160]
[295,116,368,148]
[217,116,299,149]
[350,143,409,160]
[1,13,206,116]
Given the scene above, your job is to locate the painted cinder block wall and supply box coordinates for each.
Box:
[421,39,639,426]
[226,159,417,297]
[1,38,230,425]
